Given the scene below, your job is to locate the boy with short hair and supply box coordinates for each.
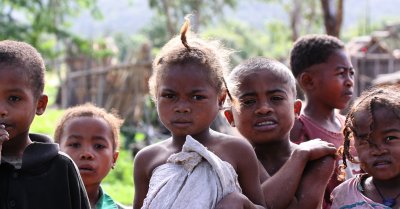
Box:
[0,40,90,209]
[289,34,361,208]
[220,57,337,209]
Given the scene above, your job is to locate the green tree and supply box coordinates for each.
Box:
[0,0,100,59]
[148,0,237,37]
[258,0,343,39]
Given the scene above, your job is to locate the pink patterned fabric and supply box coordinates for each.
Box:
[331,174,390,209]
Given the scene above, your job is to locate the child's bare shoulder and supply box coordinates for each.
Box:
[134,138,174,176]
[211,132,256,166]
[215,132,253,151]
[290,117,304,143]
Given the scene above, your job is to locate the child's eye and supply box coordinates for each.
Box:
[161,93,175,99]
[192,95,205,100]
[94,144,106,149]
[384,136,398,143]
[358,139,369,146]
[240,99,256,107]
[355,136,369,146]
[271,96,284,101]
[68,143,80,148]
[8,96,21,102]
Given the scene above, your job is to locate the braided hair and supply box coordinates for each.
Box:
[339,84,400,180]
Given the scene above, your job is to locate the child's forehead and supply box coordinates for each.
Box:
[237,71,294,94]
[307,49,350,72]
[352,105,399,131]
[0,65,32,87]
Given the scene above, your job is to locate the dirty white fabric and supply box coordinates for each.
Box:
[141,135,241,209]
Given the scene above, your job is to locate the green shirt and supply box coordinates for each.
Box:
[95,187,126,209]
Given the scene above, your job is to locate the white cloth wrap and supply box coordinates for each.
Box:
[141,135,241,209]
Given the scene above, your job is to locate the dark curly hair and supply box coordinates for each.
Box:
[338,84,400,180]
[0,40,45,98]
[148,16,233,101]
[54,103,123,151]
[290,34,344,78]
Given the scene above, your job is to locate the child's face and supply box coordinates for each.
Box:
[156,64,223,138]
[353,106,400,181]
[225,70,297,144]
[306,49,354,109]
[0,66,47,141]
[59,116,118,187]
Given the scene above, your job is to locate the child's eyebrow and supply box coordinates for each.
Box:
[238,88,288,99]
[381,128,400,134]
[92,136,108,141]
[335,66,354,71]
[238,91,257,99]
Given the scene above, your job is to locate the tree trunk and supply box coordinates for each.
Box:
[161,0,176,38]
[290,0,302,41]
[321,0,343,37]
[191,0,202,33]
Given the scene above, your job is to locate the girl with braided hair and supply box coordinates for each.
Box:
[331,84,400,209]
[133,16,265,209]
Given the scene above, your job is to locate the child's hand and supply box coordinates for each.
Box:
[0,124,10,162]
[215,192,264,209]
[297,138,337,161]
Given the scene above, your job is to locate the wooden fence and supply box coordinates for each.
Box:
[60,61,152,125]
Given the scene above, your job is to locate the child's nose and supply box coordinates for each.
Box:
[174,101,191,113]
[255,102,273,115]
[344,74,354,87]
[80,149,94,160]
[0,104,8,118]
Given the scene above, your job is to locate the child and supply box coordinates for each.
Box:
[289,34,361,208]
[0,40,90,209]
[133,17,265,209]
[222,57,338,209]
[331,84,400,209]
[54,103,126,209]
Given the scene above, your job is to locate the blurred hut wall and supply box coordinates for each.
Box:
[61,41,152,126]
[347,23,400,96]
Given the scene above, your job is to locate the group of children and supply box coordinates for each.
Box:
[0,40,126,209]
[1,16,399,209]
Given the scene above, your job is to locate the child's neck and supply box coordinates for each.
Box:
[85,183,101,208]
[171,129,213,147]
[304,101,337,121]
[304,102,342,132]
[254,137,293,175]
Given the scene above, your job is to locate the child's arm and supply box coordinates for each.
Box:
[222,139,266,208]
[133,149,153,209]
[215,191,265,209]
[293,155,335,208]
[261,139,336,209]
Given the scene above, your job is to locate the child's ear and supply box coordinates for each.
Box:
[294,99,302,118]
[36,94,48,115]
[299,72,314,90]
[112,151,119,168]
[218,92,227,110]
[223,108,235,127]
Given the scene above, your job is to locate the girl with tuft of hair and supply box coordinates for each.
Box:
[133,16,265,209]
